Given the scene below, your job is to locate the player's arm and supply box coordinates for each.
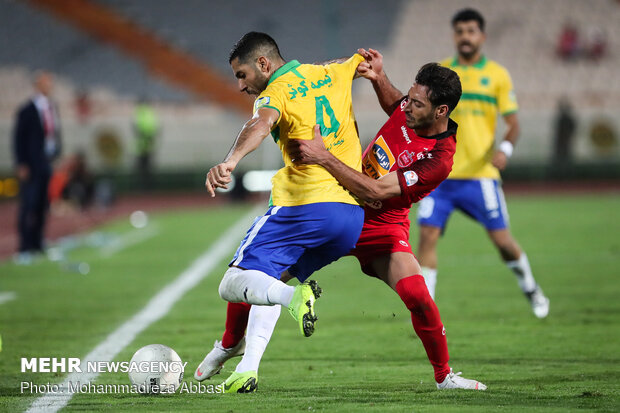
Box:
[315,55,365,79]
[493,68,521,170]
[492,113,520,170]
[356,48,405,116]
[205,107,279,197]
[399,137,456,203]
[288,126,455,203]
[315,57,348,65]
[287,125,399,202]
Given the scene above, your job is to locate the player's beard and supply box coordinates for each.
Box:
[406,112,433,131]
[248,70,270,96]
[457,42,479,60]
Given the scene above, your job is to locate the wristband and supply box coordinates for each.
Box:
[498,141,514,158]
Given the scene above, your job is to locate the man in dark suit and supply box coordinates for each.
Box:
[12,71,62,264]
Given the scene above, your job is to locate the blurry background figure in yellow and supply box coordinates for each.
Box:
[133,97,160,191]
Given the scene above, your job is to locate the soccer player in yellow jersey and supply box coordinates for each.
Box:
[416,9,550,318]
[205,32,365,349]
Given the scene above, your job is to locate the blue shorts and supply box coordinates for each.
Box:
[230,202,364,282]
[417,179,509,232]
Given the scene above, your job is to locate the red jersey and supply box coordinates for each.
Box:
[361,99,457,226]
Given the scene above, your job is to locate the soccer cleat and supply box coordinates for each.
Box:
[194,338,246,381]
[437,369,487,390]
[525,285,550,319]
[288,280,322,337]
[222,370,258,393]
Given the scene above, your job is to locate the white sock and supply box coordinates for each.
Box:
[235,305,281,373]
[421,266,437,299]
[506,253,537,293]
[219,267,294,306]
[266,280,294,307]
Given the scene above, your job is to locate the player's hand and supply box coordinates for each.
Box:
[491,150,508,170]
[205,160,235,197]
[16,165,30,181]
[357,48,384,81]
[287,125,329,165]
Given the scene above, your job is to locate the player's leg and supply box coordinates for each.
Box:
[196,271,295,383]
[221,203,363,392]
[217,206,322,336]
[223,270,297,392]
[487,228,549,318]
[417,225,441,299]
[369,252,486,390]
[459,179,549,318]
[222,304,281,393]
[194,302,250,381]
[416,181,455,298]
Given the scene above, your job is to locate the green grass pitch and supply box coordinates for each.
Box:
[1,194,619,412]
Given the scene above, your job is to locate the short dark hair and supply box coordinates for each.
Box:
[451,8,485,32]
[229,31,283,64]
[415,63,462,115]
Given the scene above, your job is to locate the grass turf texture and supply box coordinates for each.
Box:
[1,194,619,412]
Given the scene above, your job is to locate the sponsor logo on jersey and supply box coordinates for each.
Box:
[398,150,414,168]
[399,240,408,247]
[509,90,517,103]
[401,126,411,144]
[367,136,395,177]
[403,170,418,187]
[253,96,270,112]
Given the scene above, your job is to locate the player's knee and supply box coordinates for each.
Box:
[490,233,520,261]
[418,226,440,250]
[218,277,231,301]
[219,267,242,302]
[396,275,433,310]
[411,277,433,305]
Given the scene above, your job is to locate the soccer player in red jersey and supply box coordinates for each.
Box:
[196,52,486,392]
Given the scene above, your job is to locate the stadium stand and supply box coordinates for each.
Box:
[0,0,617,178]
[0,0,190,104]
[95,0,403,75]
[354,0,620,163]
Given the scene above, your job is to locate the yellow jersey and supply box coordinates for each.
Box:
[440,56,518,179]
[254,54,364,207]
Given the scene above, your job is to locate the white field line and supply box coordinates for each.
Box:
[100,225,160,257]
[26,205,263,413]
[0,291,17,305]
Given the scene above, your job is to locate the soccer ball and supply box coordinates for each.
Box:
[128,344,184,394]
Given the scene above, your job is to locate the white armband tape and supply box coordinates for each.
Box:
[498,141,514,158]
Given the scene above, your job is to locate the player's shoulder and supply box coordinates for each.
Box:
[439,57,455,68]
[484,58,512,78]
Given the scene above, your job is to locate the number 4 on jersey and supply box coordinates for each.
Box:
[315,95,340,138]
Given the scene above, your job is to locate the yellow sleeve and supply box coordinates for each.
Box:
[439,57,453,68]
[326,53,365,79]
[253,89,284,125]
[496,67,518,116]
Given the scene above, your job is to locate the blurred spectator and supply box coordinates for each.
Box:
[551,99,577,169]
[49,152,94,211]
[12,71,62,264]
[75,89,92,124]
[587,27,607,61]
[133,98,160,190]
[557,23,580,60]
